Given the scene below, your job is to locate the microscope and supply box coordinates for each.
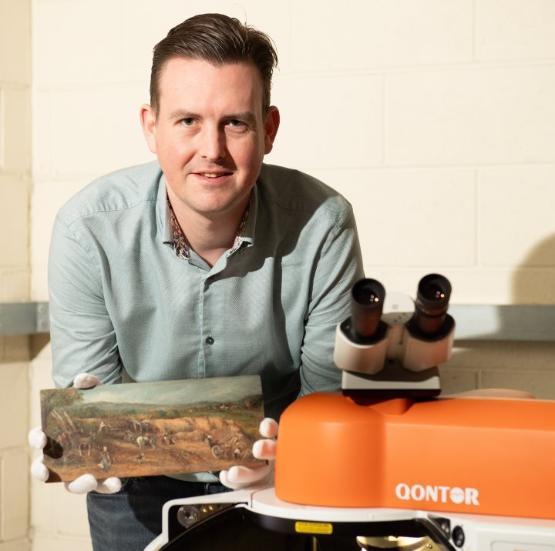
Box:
[147,275,555,551]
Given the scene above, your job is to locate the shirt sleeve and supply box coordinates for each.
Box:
[48,216,122,388]
[299,204,364,395]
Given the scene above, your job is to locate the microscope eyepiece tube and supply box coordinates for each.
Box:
[335,278,388,373]
[403,273,455,371]
[350,278,386,342]
[412,273,452,336]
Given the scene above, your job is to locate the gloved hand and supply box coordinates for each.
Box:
[28,373,122,494]
[219,417,278,490]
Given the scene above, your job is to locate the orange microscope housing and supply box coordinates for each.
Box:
[275,274,555,535]
[275,392,555,520]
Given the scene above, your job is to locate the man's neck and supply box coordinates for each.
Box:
[168,195,249,267]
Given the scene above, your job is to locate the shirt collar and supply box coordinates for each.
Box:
[157,172,173,244]
[236,185,257,248]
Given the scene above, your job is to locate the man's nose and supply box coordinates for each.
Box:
[199,125,226,162]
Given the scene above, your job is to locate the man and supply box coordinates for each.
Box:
[30,13,363,550]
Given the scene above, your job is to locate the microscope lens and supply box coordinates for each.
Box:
[350,278,385,341]
[421,282,446,302]
[412,273,452,335]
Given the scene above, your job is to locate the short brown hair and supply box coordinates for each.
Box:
[150,13,278,115]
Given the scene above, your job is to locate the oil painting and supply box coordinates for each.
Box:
[40,375,264,482]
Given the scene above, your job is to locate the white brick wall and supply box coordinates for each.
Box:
[0,0,30,85]
[448,341,555,398]
[270,73,384,170]
[1,86,31,174]
[30,536,91,551]
[289,0,474,71]
[0,449,30,541]
[385,66,555,166]
[0,540,30,551]
[0,364,28,448]
[0,175,30,267]
[23,0,555,548]
[33,85,150,181]
[476,0,555,61]
[0,0,31,549]
[478,166,555,267]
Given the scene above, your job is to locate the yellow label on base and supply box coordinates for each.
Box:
[294,521,333,535]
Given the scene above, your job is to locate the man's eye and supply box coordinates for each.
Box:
[226,119,247,130]
[180,118,196,126]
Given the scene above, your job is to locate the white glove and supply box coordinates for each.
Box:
[219,417,278,490]
[28,373,122,494]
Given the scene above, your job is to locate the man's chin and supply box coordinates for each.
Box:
[167,182,253,221]
[192,191,252,219]
[190,200,246,220]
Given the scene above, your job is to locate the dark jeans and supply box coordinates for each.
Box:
[87,476,227,551]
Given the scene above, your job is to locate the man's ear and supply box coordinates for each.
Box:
[140,104,158,154]
[263,106,280,154]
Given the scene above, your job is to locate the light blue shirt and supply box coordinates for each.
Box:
[49,162,363,423]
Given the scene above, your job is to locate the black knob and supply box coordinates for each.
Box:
[452,525,465,548]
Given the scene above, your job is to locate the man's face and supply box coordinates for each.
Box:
[141,57,279,220]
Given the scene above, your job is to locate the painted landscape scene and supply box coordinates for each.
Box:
[41,375,264,482]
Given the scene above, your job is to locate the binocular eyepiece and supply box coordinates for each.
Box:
[407,273,454,340]
[345,278,388,344]
[336,273,455,377]
[343,273,454,343]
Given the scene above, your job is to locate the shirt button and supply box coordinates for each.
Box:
[205,336,215,345]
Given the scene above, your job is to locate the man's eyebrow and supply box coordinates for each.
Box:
[224,112,257,124]
[167,110,257,125]
[168,109,198,120]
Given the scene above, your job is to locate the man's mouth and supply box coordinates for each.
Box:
[192,170,234,180]
[197,172,231,178]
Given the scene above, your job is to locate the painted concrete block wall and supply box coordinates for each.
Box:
[28,0,555,548]
[29,341,91,551]
[0,0,31,549]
